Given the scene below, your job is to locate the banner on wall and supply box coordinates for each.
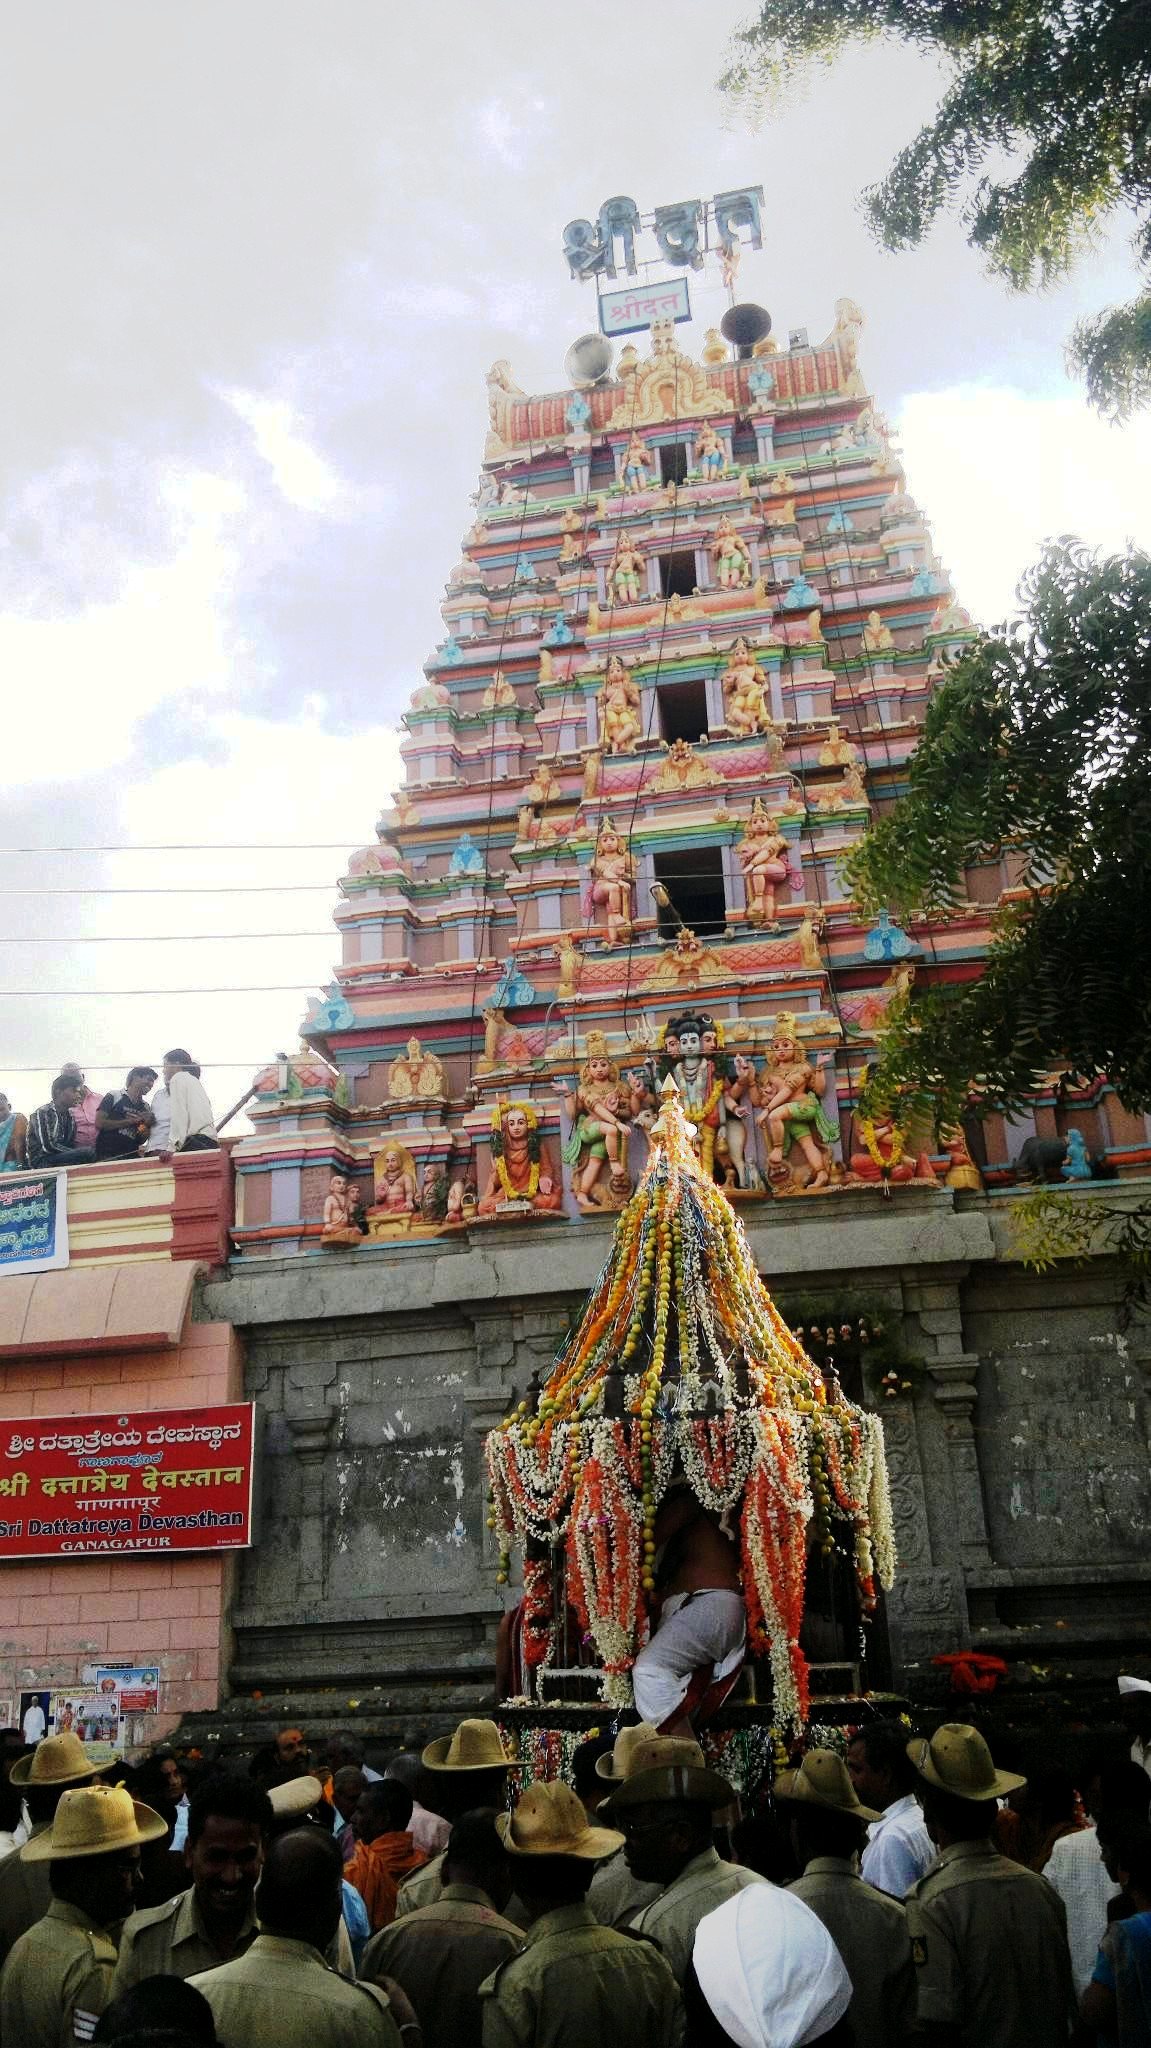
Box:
[0,1171,68,1275]
[50,1691,121,1759]
[95,1666,160,1715]
[0,1404,257,1559]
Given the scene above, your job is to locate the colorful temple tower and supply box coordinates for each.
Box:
[232,295,1000,1249]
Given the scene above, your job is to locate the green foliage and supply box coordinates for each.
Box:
[841,541,1151,1126]
[1007,1187,1151,1321]
[720,0,1151,416]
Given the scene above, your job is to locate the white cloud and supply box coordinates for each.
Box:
[219,387,349,512]
[897,384,1151,625]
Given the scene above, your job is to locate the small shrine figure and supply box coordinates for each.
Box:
[448,832,485,877]
[737,800,791,928]
[621,433,654,493]
[942,1126,984,1191]
[818,722,858,768]
[817,761,868,810]
[748,359,774,403]
[781,575,818,610]
[763,494,795,527]
[695,424,725,481]
[586,597,602,633]
[388,1036,447,1101]
[710,515,751,590]
[599,655,643,753]
[409,679,451,712]
[849,1104,935,1186]
[543,613,575,647]
[609,537,646,605]
[649,738,720,793]
[863,909,917,963]
[643,926,726,989]
[702,327,728,365]
[587,819,635,947]
[373,1144,419,1217]
[556,1032,636,1210]
[482,670,517,710]
[721,636,774,738]
[753,1014,839,1190]
[321,1173,362,1246]
[862,610,895,655]
[478,1102,563,1216]
[929,598,975,636]
[796,909,824,968]
[565,390,592,433]
[720,239,740,291]
[1061,1129,1092,1182]
[524,758,561,807]
[558,509,585,564]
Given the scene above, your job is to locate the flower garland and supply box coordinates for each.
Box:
[861,1117,904,1172]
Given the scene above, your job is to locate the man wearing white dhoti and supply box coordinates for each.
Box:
[632,1479,745,1735]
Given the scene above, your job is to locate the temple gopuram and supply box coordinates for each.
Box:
[197,277,1151,1745]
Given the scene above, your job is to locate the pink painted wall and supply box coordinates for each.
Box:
[0,1320,242,1736]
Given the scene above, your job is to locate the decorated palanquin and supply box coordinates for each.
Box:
[484,1082,895,1729]
[229,282,1145,1259]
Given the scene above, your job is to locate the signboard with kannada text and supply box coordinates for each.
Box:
[0,1403,256,1559]
[598,276,692,337]
[0,1170,68,1275]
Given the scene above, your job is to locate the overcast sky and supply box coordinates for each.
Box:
[3,2,1148,1127]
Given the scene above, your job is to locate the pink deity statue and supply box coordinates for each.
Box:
[710,515,751,590]
[374,1145,418,1216]
[609,540,646,606]
[588,820,635,946]
[738,802,791,928]
[599,656,643,753]
[752,1016,839,1189]
[722,637,774,738]
[555,1033,637,1210]
[478,1103,563,1217]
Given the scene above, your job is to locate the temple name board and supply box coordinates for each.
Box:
[563,187,763,279]
[0,1171,68,1276]
[598,276,692,336]
[0,1403,257,1558]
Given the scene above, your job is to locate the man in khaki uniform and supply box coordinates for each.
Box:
[395,1719,523,1923]
[111,1774,271,1991]
[478,1778,681,2048]
[0,1733,112,1964]
[0,1781,166,2048]
[583,1725,662,1929]
[363,1811,521,2048]
[904,1723,1077,2047]
[190,1825,401,2048]
[777,1747,916,2046]
[605,1735,764,1985]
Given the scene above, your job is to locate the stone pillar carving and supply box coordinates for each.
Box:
[906,1273,993,1569]
[285,1412,335,1606]
[878,1406,969,1669]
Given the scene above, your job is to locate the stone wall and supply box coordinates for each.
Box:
[199,1185,1151,1715]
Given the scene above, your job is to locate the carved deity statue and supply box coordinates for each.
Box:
[752,1014,839,1190]
[818,723,859,768]
[525,758,561,807]
[587,819,635,947]
[482,669,517,710]
[388,1036,447,1101]
[861,610,895,655]
[478,1102,563,1217]
[409,679,451,713]
[609,537,646,605]
[599,655,643,753]
[710,514,751,590]
[695,423,725,480]
[738,800,790,928]
[321,1172,363,1246]
[558,507,586,564]
[721,636,775,738]
[649,737,720,793]
[657,1013,748,1185]
[816,761,868,810]
[621,433,654,493]
[556,1031,636,1210]
[373,1143,419,1216]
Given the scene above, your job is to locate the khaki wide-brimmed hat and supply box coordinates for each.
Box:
[422,1719,520,1774]
[595,1721,658,1785]
[604,1735,734,1813]
[10,1733,110,1788]
[774,1748,880,1823]
[267,1774,324,1818]
[497,1780,623,1862]
[23,1783,167,1862]
[907,1723,1026,1802]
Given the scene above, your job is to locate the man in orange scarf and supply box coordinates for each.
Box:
[345,1780,429,1932]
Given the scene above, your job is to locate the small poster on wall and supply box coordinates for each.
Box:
[0,1171,69,1275]
[18,1690,50,1745]
[50,1692,120,1759]
[95,1667,160,1715]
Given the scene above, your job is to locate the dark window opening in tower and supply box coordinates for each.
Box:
[652,845,726,937]
[658,549,697,598]
[656,677,709,745]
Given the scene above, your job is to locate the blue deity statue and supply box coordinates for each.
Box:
[543,614,575,647]
[448,833,486,878]
[781,574,819,610]
[491,957,538,1009]
[863,909,919,963]
[565,391,592,433]
[826,509,855,536]
[309,989,355,1032]
[438,635,464,665]
[1061,1130,1093,1181]
[748,360,774,403]
[909,569,942,597]
[514,554,539,585]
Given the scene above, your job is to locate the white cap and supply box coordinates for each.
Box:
[1119,1675,1151,1695]
[692,1884,852,2048]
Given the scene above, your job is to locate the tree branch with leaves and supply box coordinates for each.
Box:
[720,0,1151,417]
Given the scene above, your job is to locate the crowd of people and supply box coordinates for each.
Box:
[0,1053,219,1170]
[0,1684,1149,2047]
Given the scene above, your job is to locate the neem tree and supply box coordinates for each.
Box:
[486,1081,895,1725]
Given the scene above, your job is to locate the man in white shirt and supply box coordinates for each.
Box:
[1119,1673,1151,1778]
[21,1698,46,1747]
[847,1718,935,1897]
[1046,1757,1150,1993]
[162,1050,218,1153]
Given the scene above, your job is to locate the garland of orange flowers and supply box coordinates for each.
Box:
[484,1081,896,1727]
